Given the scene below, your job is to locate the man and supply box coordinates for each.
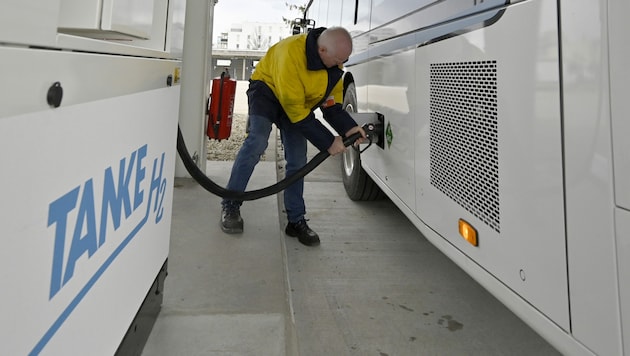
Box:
[220,26,365,246]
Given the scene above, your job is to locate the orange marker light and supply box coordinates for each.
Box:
[459,219,478,246]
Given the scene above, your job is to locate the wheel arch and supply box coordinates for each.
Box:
[342,71,355,97]
[339,71,385,201]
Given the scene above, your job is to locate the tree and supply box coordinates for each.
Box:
[282,2,308,25]
[283,2,315,34]
[247,25,270,50]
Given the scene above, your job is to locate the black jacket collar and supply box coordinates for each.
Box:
[305,27,327,70]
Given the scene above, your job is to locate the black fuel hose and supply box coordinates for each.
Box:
[176,125,364,201]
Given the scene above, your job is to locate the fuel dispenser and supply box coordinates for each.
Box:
[207,70,237,140]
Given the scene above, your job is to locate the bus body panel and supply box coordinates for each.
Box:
[350,0,571,332]
[609,0,630,354]
[357,49,417,211]
[561,0,624,354]
[309,0,629,354]
[413,0,569,331]
[368,0,506,41]
[609,0,630,210]
[616,208,630,355]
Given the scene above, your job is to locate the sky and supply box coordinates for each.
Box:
[212,0,304,34]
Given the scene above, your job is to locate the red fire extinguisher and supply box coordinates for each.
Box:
[207,69,237,140]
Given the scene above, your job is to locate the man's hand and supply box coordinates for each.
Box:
[326,126,367,156]
[345,126,367,147]
[327,136,346,156]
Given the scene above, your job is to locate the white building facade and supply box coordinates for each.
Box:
[216,22,289,50]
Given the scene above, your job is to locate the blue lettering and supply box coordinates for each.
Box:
[63,179,98,285]
[120,151,137,219]
[150,153,165,213]
[47,145,165,300]
[99,167,119,246]
[47,186,80,299]
[98,150,141,246]
[156,179,166,223]
[134,145,147,211]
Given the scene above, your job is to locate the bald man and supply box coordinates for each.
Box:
[220,26,366,246]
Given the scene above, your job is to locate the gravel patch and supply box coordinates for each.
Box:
[206,113,261,161]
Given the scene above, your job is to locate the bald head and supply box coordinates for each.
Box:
[317,27,353,68]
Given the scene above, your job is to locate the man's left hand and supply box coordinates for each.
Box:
[345,126,367,147]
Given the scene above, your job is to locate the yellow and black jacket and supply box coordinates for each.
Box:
[248,27,357,151]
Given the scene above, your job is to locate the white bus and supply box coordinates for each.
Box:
[307,0,630,355]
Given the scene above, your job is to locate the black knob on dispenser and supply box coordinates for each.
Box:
[47,82,63,108]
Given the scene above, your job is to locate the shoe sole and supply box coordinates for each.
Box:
[285,228,320,246]
[222,225,243,234]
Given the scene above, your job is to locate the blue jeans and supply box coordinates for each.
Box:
[222,114,308,223]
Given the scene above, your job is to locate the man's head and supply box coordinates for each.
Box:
[317,27,353,68]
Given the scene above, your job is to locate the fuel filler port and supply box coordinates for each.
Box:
[350,112,385,150]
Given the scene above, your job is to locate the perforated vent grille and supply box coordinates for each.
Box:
[429,60,499,233]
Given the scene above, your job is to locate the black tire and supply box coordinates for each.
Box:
[341,82,384,201]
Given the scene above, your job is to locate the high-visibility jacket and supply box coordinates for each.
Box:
[249,27,357,151]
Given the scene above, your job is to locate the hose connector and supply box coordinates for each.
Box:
[348,112,385,149]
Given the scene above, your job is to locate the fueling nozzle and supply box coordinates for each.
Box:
[349,112,385,149]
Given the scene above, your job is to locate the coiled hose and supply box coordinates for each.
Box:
[176,125,364,201]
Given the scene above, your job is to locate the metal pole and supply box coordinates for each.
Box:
[176,0,216,177]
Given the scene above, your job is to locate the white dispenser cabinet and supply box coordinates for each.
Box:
[59,0,155,39]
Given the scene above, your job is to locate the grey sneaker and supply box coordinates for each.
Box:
[221,206,243,233]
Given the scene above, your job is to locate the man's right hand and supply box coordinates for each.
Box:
[327,136,347,156]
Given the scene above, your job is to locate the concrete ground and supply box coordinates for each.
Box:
[142,82,560,355]
[142,139,560,356]
[142,131,290,355]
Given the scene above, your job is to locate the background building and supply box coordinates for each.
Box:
[212,22,289,80]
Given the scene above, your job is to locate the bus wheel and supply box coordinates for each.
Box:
[341,82,384,201]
